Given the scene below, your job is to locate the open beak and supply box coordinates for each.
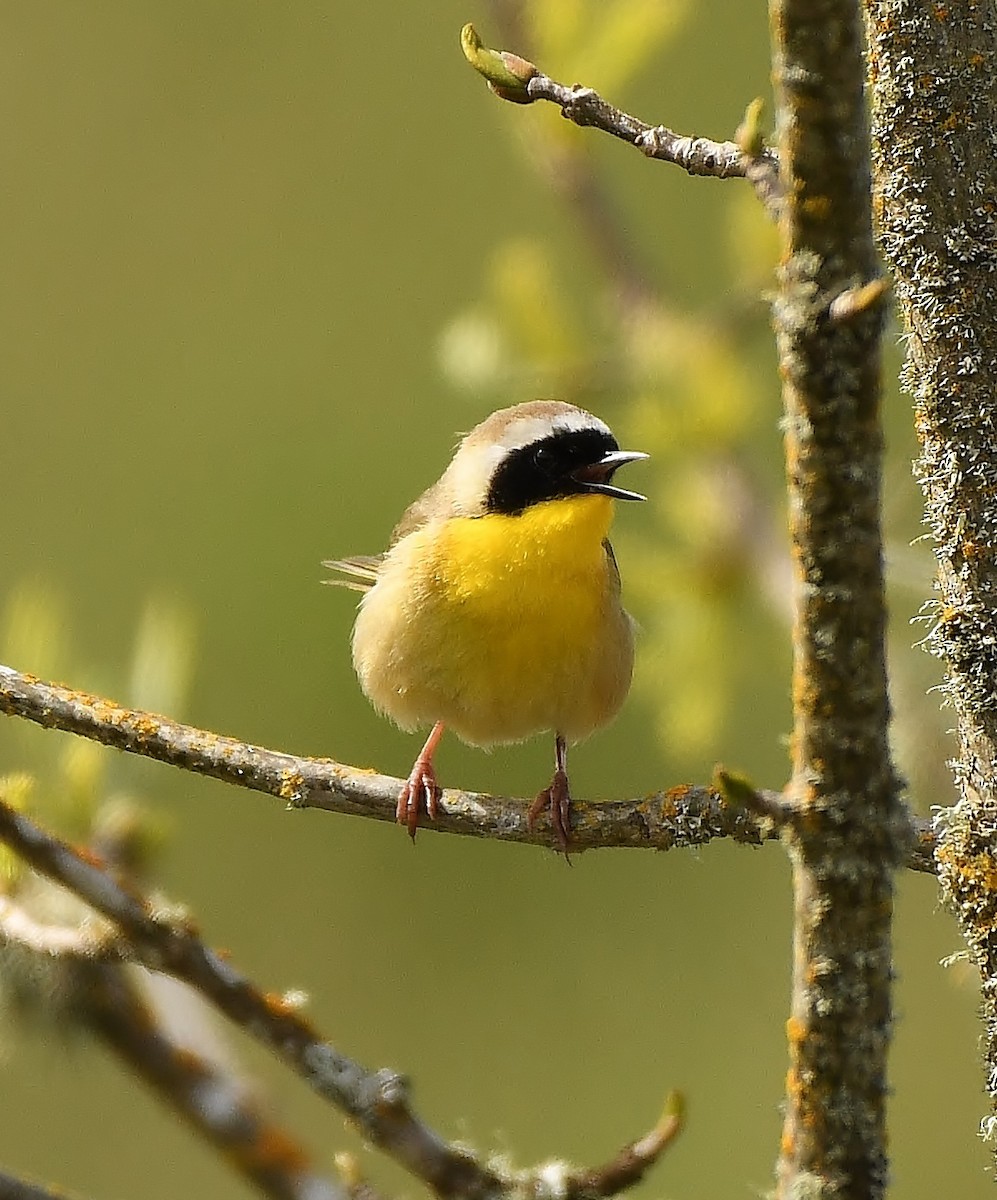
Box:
[572,449,649,502]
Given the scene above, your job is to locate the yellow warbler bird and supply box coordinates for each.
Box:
[325,400,647,848]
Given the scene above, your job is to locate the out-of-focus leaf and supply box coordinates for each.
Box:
[531,0,586,63]
[1,583,66,684]
[563,0,689,97]
[129,597,196,717]
[490,238,581,363]
[437,311,508,392]
[726,185,779,292]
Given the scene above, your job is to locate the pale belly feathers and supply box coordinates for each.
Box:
[351,494,635,746]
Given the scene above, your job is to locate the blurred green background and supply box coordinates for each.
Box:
[0,2,986,1197]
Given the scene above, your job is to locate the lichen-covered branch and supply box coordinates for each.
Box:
[460,23,782,214]
[862,0,997,1151]
[0,663,934,868]
[769,0,906,1196]
[0,795,683,1200]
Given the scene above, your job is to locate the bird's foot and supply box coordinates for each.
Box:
[528,766,572,854]
[397,758,441,840]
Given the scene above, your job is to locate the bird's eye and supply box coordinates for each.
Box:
[533,444,555,471]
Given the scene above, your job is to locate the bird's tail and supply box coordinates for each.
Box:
[321,555,384,593]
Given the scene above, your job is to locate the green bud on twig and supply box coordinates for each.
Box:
[460,23,537,104]
[736,97,767,158]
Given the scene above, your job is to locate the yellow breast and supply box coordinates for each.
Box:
[351,493,635,746]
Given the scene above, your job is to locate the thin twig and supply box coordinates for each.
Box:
[0,797,682,1200]
[530,77,781,209]
[568,1093,684,1197]
[461,23,782,214]
[0,664,935,869]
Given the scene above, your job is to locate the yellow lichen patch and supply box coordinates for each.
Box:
[175,1047,205,1073]
[801,194,831,221]
[782,1066,805,1153]
[130,712,163,739]
[780,1108,796,1157]
[278,771,306,803]
[67,687,117,710]
[246,1127,311,1174]
[262,990,301,1018]
[74,843,108,869]
[786,1014,807,1043]
[664,785,691,812]
[938,844,997,896]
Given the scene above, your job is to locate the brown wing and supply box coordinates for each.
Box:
[388,476,452,546]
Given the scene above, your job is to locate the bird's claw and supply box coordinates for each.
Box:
[527,767,572,854]
[397,759,441,840]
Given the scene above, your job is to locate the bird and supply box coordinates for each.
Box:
[324,400,647,850]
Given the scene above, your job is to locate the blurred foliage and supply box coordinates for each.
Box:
[0,583,192,879]
[0,585,189,1049]
[442,0,948,787]
[530,0,688,105]
[445,2,785,770]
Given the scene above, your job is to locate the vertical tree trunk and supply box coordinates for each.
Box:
[770,1,905,1195]
[864,0,997,1154]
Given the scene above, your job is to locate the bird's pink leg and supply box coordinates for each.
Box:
[397,721,445,840]
[527,732,572,852]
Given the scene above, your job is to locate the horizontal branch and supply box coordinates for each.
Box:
[0,664,936,870]
[0,795,681,1200]
[460,23,782,213]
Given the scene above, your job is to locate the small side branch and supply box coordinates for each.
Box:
[460,24,782,214]
[568,1093,684,1196]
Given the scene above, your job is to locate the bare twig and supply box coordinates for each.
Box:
[0,664,934,869]
[460,23,782,214]
[567,1093,684,1197]
[0,796,682,1200]
[769,1,905,1196]
[81,963,345,1200]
